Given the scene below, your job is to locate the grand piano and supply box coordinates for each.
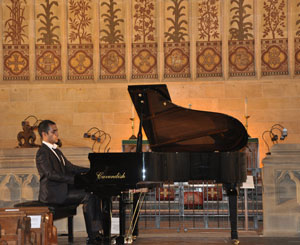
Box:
[75,84,248,245]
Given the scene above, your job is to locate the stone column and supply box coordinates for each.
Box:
[262,144,300,237]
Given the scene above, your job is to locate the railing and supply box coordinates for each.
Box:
[114,174,262,233]
[117,138,261,233]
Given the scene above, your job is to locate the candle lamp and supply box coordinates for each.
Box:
[244,97,250,132]
[129,117,137,139]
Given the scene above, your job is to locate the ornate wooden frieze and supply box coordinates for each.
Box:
[2,0,300,81]
[196,0,222,78]
[67,0,94,80]
[164,0,190,78]
[228,0,255,77]
[3,0,29,80]
[295,1,300,75]
[261,0,288,76]
[132,43,157,79]
[35,0,62,80]
[229,40,255,77]
[295,39,300,75]
[132,0,158,79]
[100,43,126,79]
[68,44,94,80]
[196,41,222,77]
[164,42,190,78]
[36,45,62,80]
[99,0,126,80]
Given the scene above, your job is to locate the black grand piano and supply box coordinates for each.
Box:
[75,84,248,244]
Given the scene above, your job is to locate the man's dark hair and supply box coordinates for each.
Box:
[38,120,56,137]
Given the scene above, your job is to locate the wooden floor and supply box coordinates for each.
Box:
[57,230,300,245]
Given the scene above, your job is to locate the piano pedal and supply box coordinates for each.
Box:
[232,239,240,245]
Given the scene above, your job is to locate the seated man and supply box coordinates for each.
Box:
[36,120,102,244]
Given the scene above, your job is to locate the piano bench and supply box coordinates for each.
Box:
[14,200,78,243]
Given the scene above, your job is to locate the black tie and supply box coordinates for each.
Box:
[53,148,64,165]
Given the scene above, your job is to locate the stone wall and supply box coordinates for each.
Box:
[1,81,300,165]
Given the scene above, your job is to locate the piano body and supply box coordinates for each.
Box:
[75,84,248,244]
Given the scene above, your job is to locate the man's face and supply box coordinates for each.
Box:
[42,124,59,144]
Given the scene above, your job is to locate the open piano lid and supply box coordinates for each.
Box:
[128,84,248,152]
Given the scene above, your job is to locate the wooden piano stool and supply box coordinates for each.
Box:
[14,201,78,243]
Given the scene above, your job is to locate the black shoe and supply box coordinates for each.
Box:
[86,237,100,245]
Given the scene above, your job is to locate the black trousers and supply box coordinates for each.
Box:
[64,185,102,239]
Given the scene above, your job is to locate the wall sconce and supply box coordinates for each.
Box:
[262,124,288,155]
[17,115,42,148]
[83,127,111,153]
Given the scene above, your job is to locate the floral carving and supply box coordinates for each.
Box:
[68,0,92,43]
[229,0,253,40]
[198,0,219,42]
[133,0,155,43]
[100,0,124,44]
[4,0,28,44]
[296,2,300,37]
[164,0,188,42]
[37,0,60,44]
[262,0,286,39]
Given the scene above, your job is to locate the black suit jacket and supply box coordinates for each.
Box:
[36,143,88,204]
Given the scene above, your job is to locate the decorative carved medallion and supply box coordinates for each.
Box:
[99,44,126,79]
[37,50,60,74]
[197,47,221,72]
[69,50,93,74]
[165,48,189,73]
[4,51,29,75]
[229,46,254,71]
[101,50,124,74]
[262,44,287,70]
[133,49,156,74]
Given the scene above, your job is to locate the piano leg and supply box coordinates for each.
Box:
[224,184,240,245]
[102,198,112,242]
[116,193,126,245]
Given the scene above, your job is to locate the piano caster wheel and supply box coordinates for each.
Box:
[232,239,240,245]
[125,236,133,244]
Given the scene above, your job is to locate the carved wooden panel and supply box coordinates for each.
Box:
[196,0,222,78]
[3,0,29,80]
[228,0,255,77]
[132,0,158,79]
[295,1,300,75]
[164,0,190,78]
[67,0,94,80]
[261,0,288,76]
[35,0,62,80]
[99,0,126,80]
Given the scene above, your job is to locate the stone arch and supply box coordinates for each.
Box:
[21,174,40,200]
[276,171,297,205]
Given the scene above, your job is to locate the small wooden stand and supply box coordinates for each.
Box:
[0,207,57,245]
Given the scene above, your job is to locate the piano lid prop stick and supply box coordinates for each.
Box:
[136,96,144,153]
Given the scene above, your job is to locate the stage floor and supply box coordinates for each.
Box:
[57,230,300,244]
